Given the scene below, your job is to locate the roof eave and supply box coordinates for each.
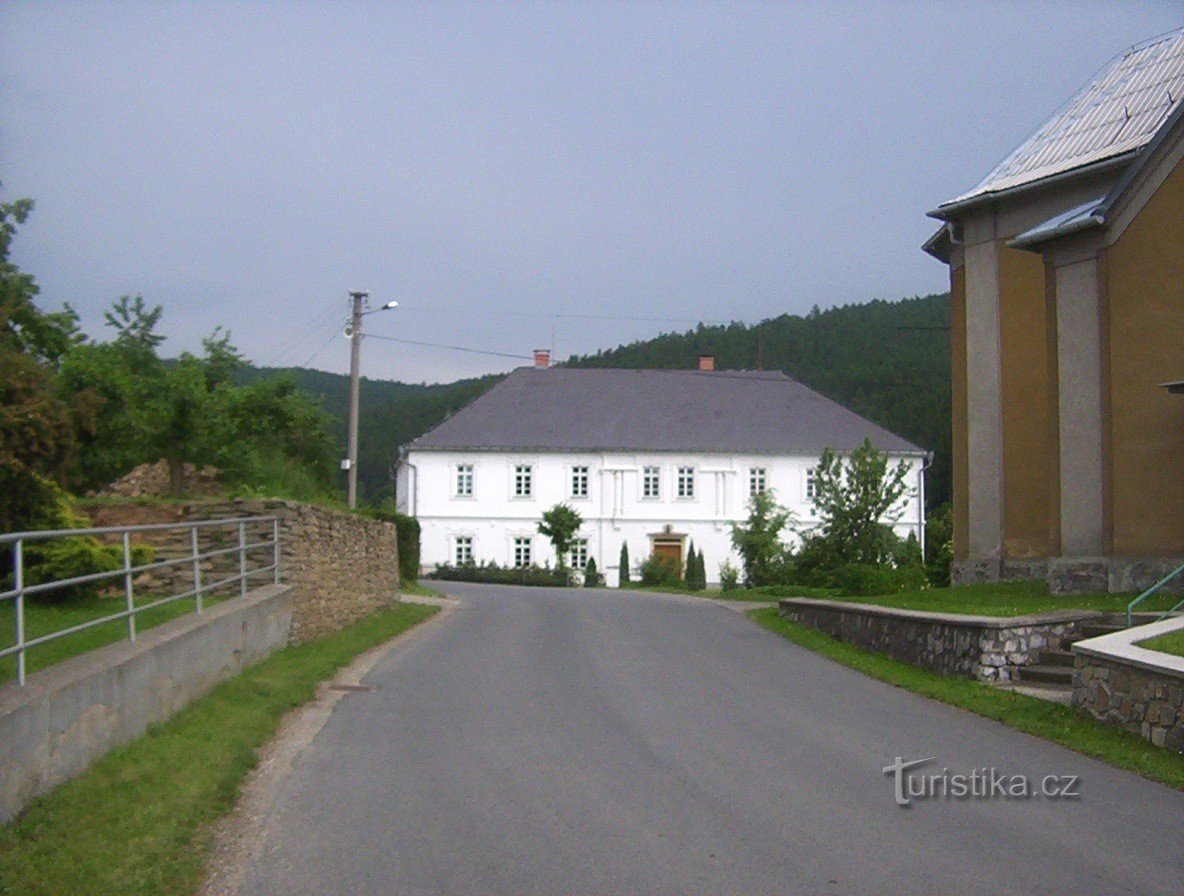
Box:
[1007,213,1106,251]
[927,152,1138,222]
[922,225,953,263]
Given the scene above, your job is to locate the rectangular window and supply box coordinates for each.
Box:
[677,466,695,499]
[454,535,473,565]
[569,538,588,570]
[571,465,589,498]
[805,467,817,500]
[749,467,767,496]
[513,536,532,568]
[642,466,661,499]
[455,464,473,497]
[514,464,533,498]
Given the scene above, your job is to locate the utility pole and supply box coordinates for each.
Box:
[346,290,367,509]
[343,290,399,510]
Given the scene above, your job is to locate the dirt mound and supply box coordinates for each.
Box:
[92,460,224,499]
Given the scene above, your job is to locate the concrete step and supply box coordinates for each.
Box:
[1016,664,1074,685]
[1040,648,1076,667]
[1079,622,1127,639]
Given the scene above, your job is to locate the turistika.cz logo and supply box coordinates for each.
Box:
[882,757,1081,807]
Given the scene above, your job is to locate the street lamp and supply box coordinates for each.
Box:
[344,290,399,509]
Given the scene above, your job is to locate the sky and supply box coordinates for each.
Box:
[3,1,1181,384]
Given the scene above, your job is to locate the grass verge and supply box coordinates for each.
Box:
[1,590,244,685]
[0,600,438,896]
[784,580,1180,618]
[1138,629,1184,658]
[749,607,1184,790]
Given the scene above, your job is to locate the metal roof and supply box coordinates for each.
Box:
[935,28,1184,214]
[408,367,925,455]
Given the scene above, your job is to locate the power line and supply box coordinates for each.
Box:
[365,332,532,361]
[300,327,346,368]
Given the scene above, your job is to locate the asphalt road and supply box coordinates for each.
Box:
[235,583,1183,896]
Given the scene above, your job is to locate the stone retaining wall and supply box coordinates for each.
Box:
[779,598,1100,681]
[1072,618,1184,753]
[84,499,402,643]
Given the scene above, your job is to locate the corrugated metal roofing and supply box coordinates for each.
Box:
[938,28,1184,211]
[409,367,925,455]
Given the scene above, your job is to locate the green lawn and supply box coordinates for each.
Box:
[1138,629,1184,658]
[0,587,248,684]
[749,607,1184,789]
[772,580,1180,618]
[0,600,437,896]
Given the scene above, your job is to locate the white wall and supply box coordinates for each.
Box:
[399,450,926,586]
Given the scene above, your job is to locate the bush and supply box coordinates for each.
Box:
[24,537,155,603]
[429,562,571,587]
[719,560,739,592]
[828,562,927,597]
[359,507,421,584]
[640,554,682,587]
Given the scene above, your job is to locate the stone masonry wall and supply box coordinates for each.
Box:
[780,598,1099,682]
[1073,655,1184,752]
[85,499,401,643]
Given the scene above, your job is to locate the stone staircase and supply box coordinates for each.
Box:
[1010,615,1131,703]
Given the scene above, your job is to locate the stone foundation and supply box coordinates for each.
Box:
[953,555,1184,596]
[780,598,1100,681]
[1073,655,1184,751]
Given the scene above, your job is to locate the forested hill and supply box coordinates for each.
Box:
[251,292,952,507]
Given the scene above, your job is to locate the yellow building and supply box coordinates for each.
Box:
[925,29,1184,593]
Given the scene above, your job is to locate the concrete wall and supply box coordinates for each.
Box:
[402,450,925,585]
[0,584,292,823]
[779,597,1099,682]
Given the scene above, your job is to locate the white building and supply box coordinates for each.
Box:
[396,359,927,585]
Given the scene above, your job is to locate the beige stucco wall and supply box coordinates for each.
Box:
[1106,156,1184,555]
[997,243,1056,558]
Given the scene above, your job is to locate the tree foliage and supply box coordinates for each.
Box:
[730,490,792,587]
[618,541,630,587]
[538,504,583,569]
[798,438,913,567]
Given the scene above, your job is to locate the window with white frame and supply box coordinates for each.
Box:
[749,467,767,496]
[568,538,588,571]
[454,535,473,565]
[455,464,473,497]
[513,536,532,568]
[571,465,589,498]
[642,466,661,499]
[677,466,695,499]
[513,464,533,498]
[805,467,818,501]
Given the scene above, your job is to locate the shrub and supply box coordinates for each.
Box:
[359,507,421,584]
[829,562,927,597]
[731,491,792,586]
[640,554,682,587]
[618,542,630,587]
[429,562,571,587]
[24,537,154,603]
[719,560,739,592]
[583,556,603,587]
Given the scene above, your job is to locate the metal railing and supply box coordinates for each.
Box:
[1126,560,1184,627]
[0,516,280,686]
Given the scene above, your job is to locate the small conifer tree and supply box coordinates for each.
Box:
[619,542,631,587]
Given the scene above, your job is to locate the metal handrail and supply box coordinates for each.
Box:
[2,517,281,685]
[1126,560,1184,627]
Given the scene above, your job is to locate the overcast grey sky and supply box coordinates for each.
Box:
[3,2,1181,383]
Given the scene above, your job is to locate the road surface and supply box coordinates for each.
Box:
[228,583,1182,895]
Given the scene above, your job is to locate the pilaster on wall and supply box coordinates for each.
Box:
[962,232,1004,562]
[1051,252,1108,557]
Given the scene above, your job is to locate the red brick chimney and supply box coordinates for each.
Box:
[697,355,715,371]
[533,349,551,369]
